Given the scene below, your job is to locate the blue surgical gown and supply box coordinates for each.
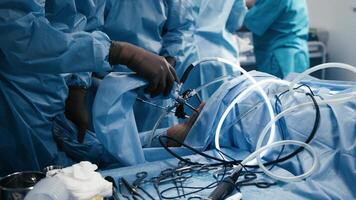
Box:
[45,0,108,88]
[244,0,309,78]
[163,0,247,99]
[0,0,112,176]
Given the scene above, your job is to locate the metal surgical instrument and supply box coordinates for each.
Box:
[132,171,148,187]
[236,173,276,188]
[151,168,177,200]
[121,177,144,200]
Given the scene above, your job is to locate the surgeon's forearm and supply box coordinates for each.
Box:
[0,0,111,74]
[160,0,195,63]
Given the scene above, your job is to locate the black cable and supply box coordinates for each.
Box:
[160,180,218,199]
[160,161,231,199]
[180,64,195,84]
[246,92,320,168]
[157,83,320,200]
[155,83,320,199]
[159,84,320,170]
[138,186,155,200]
[268,84,316,170]
[159,138,233,199]
[158,135,242,166]
[267,86,299,170]
[270,93,320,163]
[267,94,287,171]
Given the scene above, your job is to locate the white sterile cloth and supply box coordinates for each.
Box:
[25,161,112,200]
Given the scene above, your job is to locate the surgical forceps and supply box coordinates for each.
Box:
[159,161,193,197]
[151,168,177,200]
[236,172,276,189]
[120,177,145,200]
[173,159,216,175]
[151,166,193,199]
[133,172,148,187]
[131,171,156,200]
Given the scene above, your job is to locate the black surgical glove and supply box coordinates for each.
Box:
[109,41,178,97]
[65,87,89,143]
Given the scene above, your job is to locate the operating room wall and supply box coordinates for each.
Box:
[307,0,356,81]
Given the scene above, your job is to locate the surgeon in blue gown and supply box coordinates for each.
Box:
[101,0,247,131]
[244,0,309,78]
[102,0,175,132]
[0,0,177,176]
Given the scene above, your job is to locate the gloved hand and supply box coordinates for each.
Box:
[109,41,178,97]
[65,87,90,143]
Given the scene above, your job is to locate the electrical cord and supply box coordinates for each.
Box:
[254,84,319,170]
[156,62,356,198]
[264,93,320,165]
[150,73,237,141]
[268,93,287,171]
[179,57,279,161]
[252,92,356,182]
[137,185,155,200]
[159,84,321,169]
[214,79,291,163]
[163,89,354,199]
[159,87,320,168]
[160,161,232,199]
[157,87,322,198]
[158,135,241,166]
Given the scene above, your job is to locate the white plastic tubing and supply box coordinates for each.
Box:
[247,92,356,182]
[289,62,356,92]
[191,57,279,159]
[214,78,291,164]
[209,60,356,182]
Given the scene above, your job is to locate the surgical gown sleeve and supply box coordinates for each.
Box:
[244,0,284,36]
[226,0,247,33]
[45,0,107,87]
[0,0,111,74]
[161,0,197,74]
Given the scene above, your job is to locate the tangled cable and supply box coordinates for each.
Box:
[153,59,356,198]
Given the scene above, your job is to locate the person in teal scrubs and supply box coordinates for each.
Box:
[244,0,309,78]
